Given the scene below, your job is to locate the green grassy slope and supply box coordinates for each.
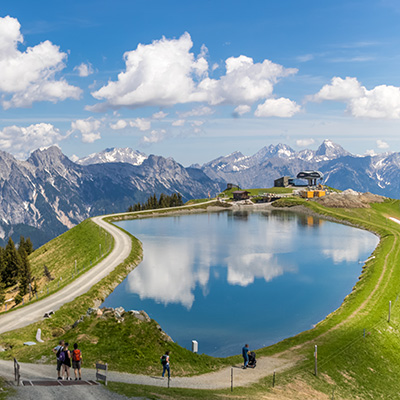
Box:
[1,219,113,311]
[3,199,400,399]
[220,187,294,199]
[107,198,400,399]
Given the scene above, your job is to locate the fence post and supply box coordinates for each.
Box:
[272,370,276,387]
[314,345,318,376]
[231,367,233,392]
[388,300,392,323]
[14,358,20,386]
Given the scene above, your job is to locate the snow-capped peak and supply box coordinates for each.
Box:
[77,147,148,166]
[315,139,350,160]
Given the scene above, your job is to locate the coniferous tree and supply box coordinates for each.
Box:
[23,238,34,255]
[3,238,22,287]
[19,236,25,252]
[18,248,31,296]
[177,193,183,206]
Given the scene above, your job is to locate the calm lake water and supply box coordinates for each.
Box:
[102,209,379,357]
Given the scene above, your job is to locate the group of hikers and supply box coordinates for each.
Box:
[53,340,82,380]
[52,343,251,381]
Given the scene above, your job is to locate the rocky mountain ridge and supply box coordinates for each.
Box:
[0,146,221,247]
[197,140,400,198]
[2,139,400,248]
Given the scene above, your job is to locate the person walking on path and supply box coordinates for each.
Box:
[52,340,65,380]
[161,351,170,378]
[62,342,72,380]
[242,344,250,369]
[72,343,82,380]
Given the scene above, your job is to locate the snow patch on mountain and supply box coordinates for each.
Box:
[78,147,148,166]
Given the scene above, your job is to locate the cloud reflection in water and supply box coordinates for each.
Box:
[125,211,378,310]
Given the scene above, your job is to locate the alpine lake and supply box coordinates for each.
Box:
[102,208,379,357]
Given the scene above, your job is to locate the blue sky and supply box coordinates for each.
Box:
[1,0,400,165]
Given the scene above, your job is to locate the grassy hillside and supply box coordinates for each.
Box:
[219,186,294,199]
[1,219,113,311]
[3,198,400,399]
[106,197,400,399]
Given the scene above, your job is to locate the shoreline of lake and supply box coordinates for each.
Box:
[104,203,379,356]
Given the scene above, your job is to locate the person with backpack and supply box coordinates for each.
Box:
[52,340,65,380]
[72,343,82,380]
[160,351,170,378]
[61,342,72,380]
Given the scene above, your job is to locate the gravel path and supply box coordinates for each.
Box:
[0,355,295,391]
[0,216,132,334]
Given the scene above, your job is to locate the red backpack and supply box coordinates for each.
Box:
[72,349,81,362]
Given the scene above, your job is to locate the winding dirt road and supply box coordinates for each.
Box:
[0,215,132,334]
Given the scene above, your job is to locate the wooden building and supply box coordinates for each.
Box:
[232,191,250,201]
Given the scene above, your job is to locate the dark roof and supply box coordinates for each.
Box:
[232,191,250,194]
[296,170,324,179]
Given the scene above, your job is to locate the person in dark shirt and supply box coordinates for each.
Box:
[62,342,72,380]
[161,351,170,378]
[242,344,250,369]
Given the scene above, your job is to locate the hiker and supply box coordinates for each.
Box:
[72,343,82,380]
[52,340,65,380]
[160,351,170,378]
[242,344,250,369]
[62,342,72,380]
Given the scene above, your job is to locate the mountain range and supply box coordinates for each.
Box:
[0,146,220,248]
[0,139,399,248]
[196,140,400,197]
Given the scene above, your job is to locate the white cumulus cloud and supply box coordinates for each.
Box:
[172,119,185,126]
[74,62,94,77]
[0,16,82,109]
[70,118,102,143]
[178,106,214,118]
[110,119,128,130]
[152,111,168,120]
[90,32,298,115]
[234,105,251,116]
[255,98,301,117]
[296,138,315,147]
[199,55,298,106]
[377,139,389,149]
[311,76,400,119]
[130,118,151,131]
[310,77,364,102]
[0,123,65,159]
[141,129,166,144]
